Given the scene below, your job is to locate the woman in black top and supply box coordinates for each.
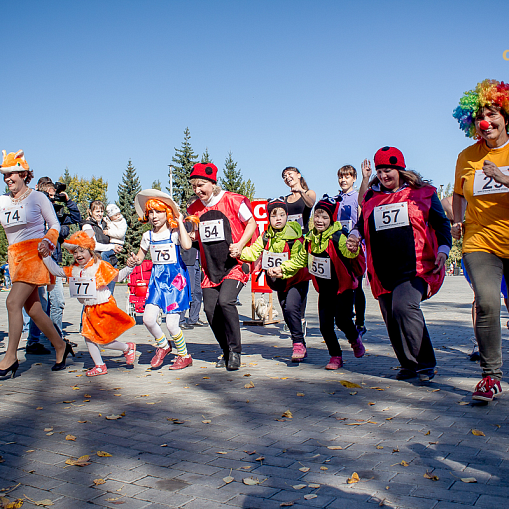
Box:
[282,167,316,234]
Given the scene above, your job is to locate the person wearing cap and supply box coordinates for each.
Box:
[239,198,311,362]
[0,150,72,377]
[188,163,257,371]
[271,196,366,370]
[132,189,198,370]
[43,231,137,376]
[348,146,451,382]
[281,167,316,234]
[451,79,509,401]
[102,204,128,263]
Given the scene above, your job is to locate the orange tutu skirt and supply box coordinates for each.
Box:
[8,239,55,285]
[82,296,135,344]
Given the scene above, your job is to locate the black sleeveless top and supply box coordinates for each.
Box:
[283,194,312,234]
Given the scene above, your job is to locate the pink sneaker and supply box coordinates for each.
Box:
[169,355,193,370]
[292,343,307,362]
[350,335,365,358]
[472,376,502,402]
[86,364,107,377]
[151,346,171,368]
[325,356,343,370]
[123,342,137,365]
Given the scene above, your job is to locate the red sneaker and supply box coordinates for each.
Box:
[86,364,107,377]
[151,346,171,368]
[291,343,307,362]
[350,335,365,358]
[325,356,343,370]
[169,355,193,370]
[123,342,137,365]
[472,376,502,402]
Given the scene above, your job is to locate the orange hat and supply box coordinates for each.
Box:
[0,150,30,173]
[62,231,96,252]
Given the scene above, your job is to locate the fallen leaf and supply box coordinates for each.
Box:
[244,381,255,389]
[423,470,439,481]
[84,394,91,398]
[460,477,477,483]
[244,450,256,455]
[26,450,35,453]
[368,402,375,406]
[216,451,228,455]
[93,479,106,486]
[45,432,54,436]
[320,466,328,471]
[2,499,24,508]
[370,387,384,391]
[223,476,234,484]
[36,407,43,410]
[298,467,310,472]
[471,429,485,437]
[243,373,251,377]
[280,503,294,507]
[281,410,293,418]
[296,393,305,397]
[308,483,320,488]
[65,455,91,467]
[347,472,360,484]
[327,446,342,450]
[239,466,252,470]
[339,380,362,388]
[349,391,357,395]
[424,431,431,436]
[65,435,76,441]
[160,444,168,447]
[105,414,123,420]
[62,401,75,404]
[43,428,53,432]
[430,388,440,392]
[292,484,307,490]
[392,448,399,453]
[26,497,54,506]
[376,445,384,449]
[77,421,87,424]
[202,420,211,424]
[304,494,317,500]
[400,461,409,467]
[242,477,260,485]
[255,456,264,462]
[202,377,210,379]
[96,451,112,457]
[458,401,469,405]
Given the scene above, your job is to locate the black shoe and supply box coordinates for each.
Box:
[51,342,75,371]
[216,355,226,368]
[227,352,241,371]
[68,341,78,348]
[191,320,209,327]
[418,368,436,382]
[26,342,51,355]
[181,322,194,330]
[396,368,418,380]
[0,359,19,378]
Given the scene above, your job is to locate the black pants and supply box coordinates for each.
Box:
[354,275,366,327]
[378,277,436,372]
[277,281,309,345]
[318,289,358,356]
[203,278,243,355]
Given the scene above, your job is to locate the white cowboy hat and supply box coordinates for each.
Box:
[134,189,180,219]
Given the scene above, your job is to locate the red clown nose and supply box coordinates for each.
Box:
[479,120,490,130]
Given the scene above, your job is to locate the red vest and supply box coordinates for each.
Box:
[362,185,444,299]
[188,192,254,288]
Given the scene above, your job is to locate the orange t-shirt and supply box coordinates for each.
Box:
[454,140,509,258]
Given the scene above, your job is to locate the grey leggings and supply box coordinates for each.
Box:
[463,251,509,380]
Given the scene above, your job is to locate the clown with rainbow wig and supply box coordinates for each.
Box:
[452,79,509,402]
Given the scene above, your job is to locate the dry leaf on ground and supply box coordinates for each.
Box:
[244,381,255,389]
[281,410,293,418]
[43,428,53,432]
[298,467,310,472]
[423,470,439,481]
[105,413,125,420]
[320,466,328,471]
[327,446,342,450]
[296,393,305,397]
[292,484,306,490]
[347,472,360,484]
[65,435,76,441]
[304,494,317,500]
[339,380,362,388]
[24,497,53,506]
[202,420,211,424]
[96,451,112,457]
[460,477,477,483]
[242,477,260,485]
[65,455,91,467]
[471,429,485,436]
[223,476,234,484]
[93,479,106,486]
[1,498,24,508]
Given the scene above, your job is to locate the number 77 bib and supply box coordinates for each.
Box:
[69,277,97,299]
[373,202,409,231]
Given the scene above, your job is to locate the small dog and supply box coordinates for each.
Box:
[254,296,278,321]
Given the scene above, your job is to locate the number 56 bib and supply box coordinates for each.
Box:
[199,219,225,242]
[262,251,288,270]
[374,202,409,231]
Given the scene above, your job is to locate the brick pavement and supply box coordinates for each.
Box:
[0,276,508,509]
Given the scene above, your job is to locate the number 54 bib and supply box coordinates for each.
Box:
[374,202,409,231]
[199,219,225,242]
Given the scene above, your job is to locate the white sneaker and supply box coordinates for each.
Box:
[302,319,307,338]
[281,323,290,335]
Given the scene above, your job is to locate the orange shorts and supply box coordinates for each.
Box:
[8,239,55,286]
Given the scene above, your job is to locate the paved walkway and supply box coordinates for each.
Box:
[0,277,508,509]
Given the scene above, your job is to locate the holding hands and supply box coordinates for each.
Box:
[127,252,140,267]
[267,267,283,278]
[229,243,242,258]
[346,234,360,253]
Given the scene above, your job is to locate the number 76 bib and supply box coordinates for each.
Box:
[373,202,409,231]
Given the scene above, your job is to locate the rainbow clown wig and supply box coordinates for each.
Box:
[453,79,509,139]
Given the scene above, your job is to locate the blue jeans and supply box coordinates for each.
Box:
[101,251,117,295]
[180,259,203,324]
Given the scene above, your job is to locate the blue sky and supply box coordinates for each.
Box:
[1,0,508,203]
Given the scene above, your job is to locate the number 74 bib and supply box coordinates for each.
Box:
[0,204,27,228]
[373,202,409,231]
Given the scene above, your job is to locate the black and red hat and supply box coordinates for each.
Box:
[374,146,406,171]
[190,163,218,183]
[267,197,288,216]
[314,195,338,223]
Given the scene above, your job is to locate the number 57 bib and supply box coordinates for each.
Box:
[69,277,97,299]
[374,202,409,231]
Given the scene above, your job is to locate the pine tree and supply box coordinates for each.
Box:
[201,148,213,164]
[116,159,143,266]
[152,180,162,191]
[220,152,256,200]
[168,127,198,212]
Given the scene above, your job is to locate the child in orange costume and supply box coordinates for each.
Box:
[43,231,137,376]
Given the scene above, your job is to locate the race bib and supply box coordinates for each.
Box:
[69,277,97,299]
[308,255,331,279]
[262,251,288,270]
[150,243,177,264]
[374,202,409,231]
[340,219,353,231]
[0,204,27,228]
[287,214,303,226]
[199,219,225,242]
[473,167,509,196]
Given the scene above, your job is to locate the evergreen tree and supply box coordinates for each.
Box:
[201,148,213,164]
[168,127,198,212]
[116,159,143,266]
[0,226,7,265]
[220,152,256,200]
[152,180,162,191]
